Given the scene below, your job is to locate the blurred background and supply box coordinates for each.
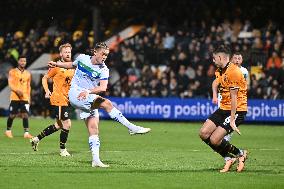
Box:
[0,0,283,122]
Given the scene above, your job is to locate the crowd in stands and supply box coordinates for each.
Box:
[107,20,284,100]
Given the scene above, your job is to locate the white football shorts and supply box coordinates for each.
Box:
[69,86,99,119]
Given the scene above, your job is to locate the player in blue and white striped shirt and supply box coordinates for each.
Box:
[49,42,151,168]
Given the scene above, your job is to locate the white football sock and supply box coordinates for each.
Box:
[108,107,139,131]
[89,135,101,163]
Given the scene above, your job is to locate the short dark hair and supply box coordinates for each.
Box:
[94,42,109,51]
[213,45,231,56]
[233,52,242,56]
[18,55,26,60]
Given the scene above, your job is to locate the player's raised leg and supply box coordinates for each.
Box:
[92,96,151,135]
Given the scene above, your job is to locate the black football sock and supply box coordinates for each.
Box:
[216,139,242,157]
[60,128,70,149]
[202,138,230,157]
[7,117,14,130]
[23,118,29,132]
[37,124,58,140]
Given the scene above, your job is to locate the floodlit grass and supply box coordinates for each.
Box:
[0,118,283,189]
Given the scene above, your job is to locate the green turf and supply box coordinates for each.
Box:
[0,117,283,189]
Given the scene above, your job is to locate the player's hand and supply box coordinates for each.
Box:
[77,91,88,101]
[45,90,52,98]
[212,96,218,104]
[48,61,57,68]
[230,119,241,135]
[16,90,23,98]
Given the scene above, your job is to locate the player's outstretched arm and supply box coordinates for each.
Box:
[48,61,74,69]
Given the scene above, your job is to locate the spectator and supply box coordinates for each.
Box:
[266,51,282,69]
[176,65,190,93]
[163,32,175,50]
[270,87,281,100]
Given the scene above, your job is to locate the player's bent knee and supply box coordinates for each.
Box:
[92,96,106,109]
[62,119,71,130]
[103,99,113,108]
[199,120,216,140]
[22,113,29,119]
[54,122,61,129]
[199,128,209,140]
[98,99,113,112]
[9,114,16,119]
[56,119,63,128]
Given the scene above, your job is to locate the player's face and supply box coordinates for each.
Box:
[93,48,109,64]
[60,47,72,62]
[213,53,229,68]
[18,58,27,68]
[213,53,222,67]
[231,55,243,67]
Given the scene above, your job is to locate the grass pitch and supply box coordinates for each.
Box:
[0,118,283,189]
